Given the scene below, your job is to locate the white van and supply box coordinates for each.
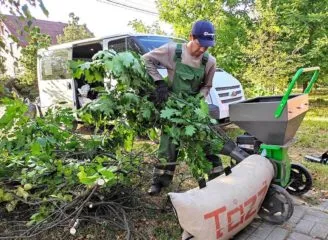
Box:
[37,34,245,123]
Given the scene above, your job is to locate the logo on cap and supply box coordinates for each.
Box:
[203,32,215,37]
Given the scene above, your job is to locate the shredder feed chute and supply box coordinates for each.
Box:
[229,94,309,145]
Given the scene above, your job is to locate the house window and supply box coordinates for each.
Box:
[0,56,5,64]
[13,61,18,75]
[9,42,14,56]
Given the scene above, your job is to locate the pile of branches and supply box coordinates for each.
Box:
[0,181,166,239]
[0,98,163,239]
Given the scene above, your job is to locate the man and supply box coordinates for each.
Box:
[143,20,224,195]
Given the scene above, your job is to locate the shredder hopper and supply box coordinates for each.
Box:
[229,94,309,145]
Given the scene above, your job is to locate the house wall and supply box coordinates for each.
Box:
[0,21,21,77]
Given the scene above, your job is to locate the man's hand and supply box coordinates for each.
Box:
[154,80,169,105]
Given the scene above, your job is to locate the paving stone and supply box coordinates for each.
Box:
[309,223,328,239]
[228,219,262,240]
[286,215,302,227]
[293,205,308,218]
[251,223,275,239]
[241,223,259,235]
[287,232,314,240]
[233,202,328,240]
[250,218,263,228]
[233,223,258,239]
[317,201,328,211]
[232,229,250,240]
[247,235,266,240]
[303,214,328,224]
[307,209,328,219]
[295,219,315,234]
[265,227,289,240]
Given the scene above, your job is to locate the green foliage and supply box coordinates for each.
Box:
[56,12,94,44]
[241,0,328,93]
[160,95,222,177]
[71,49,223,178]
[0,75,39,100]
[128,19,167,35]
[0,53,6,74]
[0,97,143,220]
[241,1,300,94]
[19,26,51,86]
[271,0,328,78]
[0,75,12,98]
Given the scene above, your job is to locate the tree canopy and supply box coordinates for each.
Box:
[56,13,94,44]
[156,0,328,93]
[128,19,167,35]
[19,26,51,86]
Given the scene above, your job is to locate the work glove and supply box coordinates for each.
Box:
[153,80,169,105]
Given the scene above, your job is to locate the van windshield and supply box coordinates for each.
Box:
[135,36,186,53]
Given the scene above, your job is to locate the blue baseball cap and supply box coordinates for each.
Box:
[191,20,215,47]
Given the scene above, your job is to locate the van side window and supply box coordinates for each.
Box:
[107,38,126,53]
[40,48,72,80]
[127,37,142,54]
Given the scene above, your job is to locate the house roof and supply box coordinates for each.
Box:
[1,14,67,47]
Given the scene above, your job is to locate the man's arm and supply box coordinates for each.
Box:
[200,58,216,97]
[142,43,174,82]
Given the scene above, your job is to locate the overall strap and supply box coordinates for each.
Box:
[199,52,209,87]
[174,43,182,62]
[201,52,209,67]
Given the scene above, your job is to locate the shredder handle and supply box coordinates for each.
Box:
[274,66,320,118]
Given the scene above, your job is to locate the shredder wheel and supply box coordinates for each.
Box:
[258,184,294,224]
[287,163,313,196]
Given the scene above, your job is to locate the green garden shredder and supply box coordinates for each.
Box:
[219,66,320,224]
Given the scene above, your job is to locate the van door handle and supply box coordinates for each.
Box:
[67,82,71,89]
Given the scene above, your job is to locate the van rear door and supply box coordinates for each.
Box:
[37,47,73,111]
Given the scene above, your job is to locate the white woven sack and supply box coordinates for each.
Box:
[169,155,274,240]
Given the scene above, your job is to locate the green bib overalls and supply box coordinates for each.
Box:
[152,44,222,187]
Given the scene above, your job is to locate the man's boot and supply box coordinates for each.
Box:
[148,182,162,196]
[148,168,174,195]
[148,134,178,195]
[207,155,224,180]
